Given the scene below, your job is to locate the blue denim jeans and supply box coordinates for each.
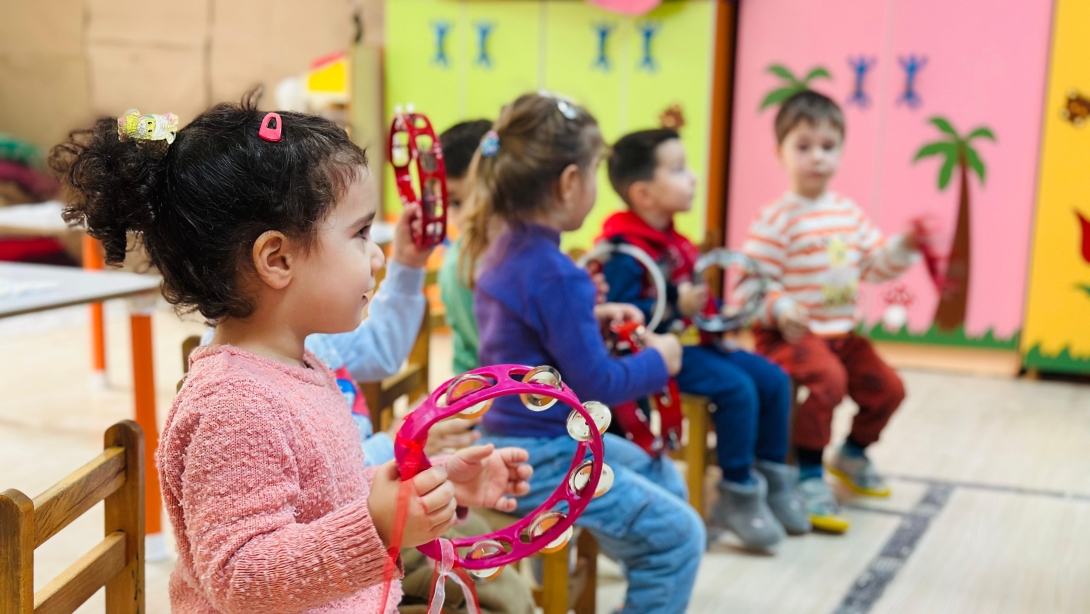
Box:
[674,345,792,480]
[480,430,705,614]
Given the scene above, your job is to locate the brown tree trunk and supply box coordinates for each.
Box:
[934,159,971,331]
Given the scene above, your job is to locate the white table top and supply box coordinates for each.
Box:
[0,263,161,319]
[0,201,71,236]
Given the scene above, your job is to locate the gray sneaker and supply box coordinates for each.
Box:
[828,447,891,497]
[799,477,850,534]
[709,471,786,551]
[755,461,812,535]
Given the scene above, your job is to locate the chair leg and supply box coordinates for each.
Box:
[541,546,570,614]
[574,531,598,614]
[683,395,708,518]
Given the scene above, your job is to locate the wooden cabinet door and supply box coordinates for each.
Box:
[1022,0,1090,373]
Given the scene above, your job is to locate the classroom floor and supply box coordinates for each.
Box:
[2,302,1088,613]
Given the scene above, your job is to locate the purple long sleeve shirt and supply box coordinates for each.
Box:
[474,223,670,438]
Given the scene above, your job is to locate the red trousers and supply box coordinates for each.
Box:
[754,329,904,451]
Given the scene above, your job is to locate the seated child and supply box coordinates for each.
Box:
[462,93,704,614]
[53,96,532,612]
[738,90,922,531]
[437,119,494,375]
[600,129,808,549]
[307,206,532,614]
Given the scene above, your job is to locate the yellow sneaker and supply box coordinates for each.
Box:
[827,448,891,498]
[799,477,850,534]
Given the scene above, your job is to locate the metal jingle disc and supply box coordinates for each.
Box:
[525,510,572,554]
[466,539,506,580]
[520,366,562,411]
[442,373,495,418]
[456,399,493,420]
[566,401,612,442]
[569,460,614,499]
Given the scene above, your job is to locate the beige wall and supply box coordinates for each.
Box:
[0,0,383,151]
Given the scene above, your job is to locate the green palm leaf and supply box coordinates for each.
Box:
[767,64,798,84]
[929,117,960,139]
[760,87,803,110]
[965,146,986,184]
[914,141,958,162]
[967,126,996,142]
[802,67,832,85]
[938,156,957,191]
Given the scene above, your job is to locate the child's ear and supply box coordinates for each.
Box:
[558,163,581,205]
[252,231,294,290]
[628,181,652,210]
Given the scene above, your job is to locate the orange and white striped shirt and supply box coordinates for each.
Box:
[736,192,917,337]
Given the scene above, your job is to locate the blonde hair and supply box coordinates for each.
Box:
[459,93,604,285]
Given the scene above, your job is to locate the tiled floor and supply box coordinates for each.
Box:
[3,303,1088,613]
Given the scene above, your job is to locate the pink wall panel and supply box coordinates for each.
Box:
[728,0,1053,343]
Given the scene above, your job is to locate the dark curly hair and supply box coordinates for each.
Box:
[50,92,368,322]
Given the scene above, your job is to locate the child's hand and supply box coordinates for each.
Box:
[905,215,940,252]
[444,444,533,513]
[423,417,482,456]
[594,302,645,327]
[776,304,811,344]
[644,331,683,376]
[590,271,610,304]
[367,460,459,548]
[391,204,435,269]
[677,281,710,318]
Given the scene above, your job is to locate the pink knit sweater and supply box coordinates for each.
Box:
[159,345,402,613]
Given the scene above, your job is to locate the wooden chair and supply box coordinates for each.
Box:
[676,394,713,517]
[0,421,145,614]
[475,509,598,614]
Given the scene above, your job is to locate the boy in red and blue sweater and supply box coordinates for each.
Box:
[600,129,810,549]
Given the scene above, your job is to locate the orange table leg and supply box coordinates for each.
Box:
[129,308,165,559]
[83,236,107,383]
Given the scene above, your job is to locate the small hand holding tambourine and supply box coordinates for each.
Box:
[607,321,684,454]
[691,249,766,334]
[577,243,682,455]
[383,365,613,612]
[388,104,447,248]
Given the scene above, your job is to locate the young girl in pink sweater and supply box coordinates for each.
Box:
[51,96,532,613]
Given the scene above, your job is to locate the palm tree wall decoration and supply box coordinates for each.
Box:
[759,64,832,110]
[913,117,996,331]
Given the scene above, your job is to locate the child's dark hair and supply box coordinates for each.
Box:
[440,119,493,180]
[608,128,679,205]
[459,93,604,284]
[50,91,367,322]
[774,90,845,144]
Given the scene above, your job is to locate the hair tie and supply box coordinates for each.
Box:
[117,109,179,144]
[481,131,500,158]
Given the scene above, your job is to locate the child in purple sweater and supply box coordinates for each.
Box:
[460,93,704,614]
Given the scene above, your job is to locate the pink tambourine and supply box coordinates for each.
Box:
[394,364,614,579]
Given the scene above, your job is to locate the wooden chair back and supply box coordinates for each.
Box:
[0,421,145,614]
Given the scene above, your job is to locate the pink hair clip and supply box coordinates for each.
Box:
[259,112,282,142]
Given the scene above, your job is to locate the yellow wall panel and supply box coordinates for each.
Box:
[1022,0,1090,372]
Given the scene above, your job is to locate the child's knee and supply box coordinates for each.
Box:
[809,364,848,409]
[882,371,906,409]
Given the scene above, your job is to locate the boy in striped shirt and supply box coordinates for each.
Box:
[737,91,923,532]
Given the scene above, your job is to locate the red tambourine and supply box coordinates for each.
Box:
[606,321,684,455]
[911,217,949,293]
[388,105,448,248]
[393,365,613,578]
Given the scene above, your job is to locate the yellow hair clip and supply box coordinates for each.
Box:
[117,109,179,144]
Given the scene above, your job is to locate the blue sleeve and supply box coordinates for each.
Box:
[326,260,427,382]
[602,253,680,332]
[531,268,669,407]
[362,433,395,467]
